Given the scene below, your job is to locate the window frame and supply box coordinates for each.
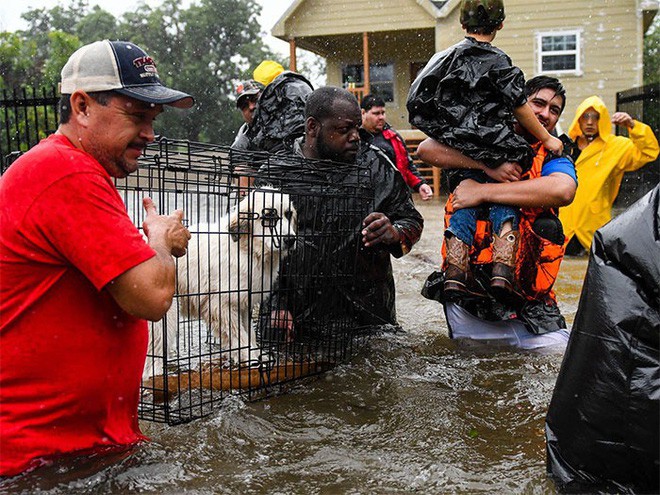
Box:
[535,29,583,76]
[341,61,396,103]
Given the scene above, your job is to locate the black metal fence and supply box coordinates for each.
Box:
[0,86,59,171]
[615,83,660,207]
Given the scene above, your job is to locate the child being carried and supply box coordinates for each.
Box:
[407,0,563,299]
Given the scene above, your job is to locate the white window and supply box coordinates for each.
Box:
[536,30,582,75]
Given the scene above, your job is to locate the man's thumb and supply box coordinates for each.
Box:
[143,197,157,215]
[171,209,184,222]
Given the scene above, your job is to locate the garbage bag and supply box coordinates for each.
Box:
[406,37,534,171]
[248,71,314,153]
[545,184,660,493]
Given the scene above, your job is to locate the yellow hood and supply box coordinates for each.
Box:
[568,96,614,143]
[253,60,284,86]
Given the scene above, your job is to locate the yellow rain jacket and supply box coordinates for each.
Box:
[559,96,659,250]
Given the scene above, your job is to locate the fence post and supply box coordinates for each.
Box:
[615,83,659,208]
[0,85,59,171]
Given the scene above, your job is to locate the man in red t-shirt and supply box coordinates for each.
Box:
[0,40,194,476]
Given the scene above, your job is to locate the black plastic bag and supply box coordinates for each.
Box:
[406,37,534,170]
[248,71,314,153]
[545,185,660,493]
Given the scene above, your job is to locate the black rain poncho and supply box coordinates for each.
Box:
[545,184,660,494]
[247,72,314,153]
[256,139,423,334]
[407,37,534,173]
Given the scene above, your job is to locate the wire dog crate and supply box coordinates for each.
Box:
[114,138,376,424]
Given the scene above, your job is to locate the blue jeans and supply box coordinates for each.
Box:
[448,203,519,246]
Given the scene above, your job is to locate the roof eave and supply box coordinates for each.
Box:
[415,0,441,18]
[273,0,447,39]
[271,0,306,38]
[417,0,461,19]
[436,0,461,19]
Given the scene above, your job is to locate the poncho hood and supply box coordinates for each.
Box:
[568,96,613,143]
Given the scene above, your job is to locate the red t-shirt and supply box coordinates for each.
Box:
[0,134,156,476]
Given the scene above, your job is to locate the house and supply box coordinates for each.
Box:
[272,0,659,133]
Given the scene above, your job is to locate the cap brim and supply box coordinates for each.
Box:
[236,89,260,107]
[115,85,194,109]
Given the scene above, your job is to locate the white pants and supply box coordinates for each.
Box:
[445,302,569,351]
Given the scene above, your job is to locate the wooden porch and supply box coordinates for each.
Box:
[400,129,442,198]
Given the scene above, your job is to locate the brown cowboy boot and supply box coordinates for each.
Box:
[490,230,520,294]
[444,235,485,298]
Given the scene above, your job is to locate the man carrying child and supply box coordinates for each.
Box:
[408,0,564,302]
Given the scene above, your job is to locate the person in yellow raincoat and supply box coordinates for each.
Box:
[559,95,659,255]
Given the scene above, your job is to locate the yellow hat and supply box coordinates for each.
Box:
[253,60,285,86]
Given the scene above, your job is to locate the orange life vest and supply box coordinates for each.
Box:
[441,143,566,303]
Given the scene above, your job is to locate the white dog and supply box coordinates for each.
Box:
[143,186,297,379]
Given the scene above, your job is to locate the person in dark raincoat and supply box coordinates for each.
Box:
[247,60,314,154]
[407,0,563,300]
[256,87,423,337]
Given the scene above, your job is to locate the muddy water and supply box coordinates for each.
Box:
[2,197,589,495]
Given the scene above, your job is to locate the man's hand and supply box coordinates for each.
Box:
[451,179,485,210]
[361,212,400,247]
[418,183,433,201]
[142,197,191,258]
[611,112,635,129]
[269,310,295,342]
[484,162,522,183]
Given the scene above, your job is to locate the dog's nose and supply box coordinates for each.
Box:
[283,236,297,249]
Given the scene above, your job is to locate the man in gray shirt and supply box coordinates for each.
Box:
[232,79,263,151]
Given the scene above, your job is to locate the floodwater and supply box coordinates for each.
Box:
[2,196,590,495]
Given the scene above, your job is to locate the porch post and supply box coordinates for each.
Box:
[362,32,370,94]
[289,38,297,72]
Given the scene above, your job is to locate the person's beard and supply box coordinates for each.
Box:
[317,132,357,164]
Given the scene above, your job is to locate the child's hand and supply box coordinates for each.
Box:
[484,162,522,183]
[544,135,564,156]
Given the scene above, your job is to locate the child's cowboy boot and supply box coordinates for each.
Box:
[444,235,485,298]
[490,230,520,294]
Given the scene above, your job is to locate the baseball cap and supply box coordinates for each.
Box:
[235,79,264,108]
[60,40,194,109]
[253,60,285,86]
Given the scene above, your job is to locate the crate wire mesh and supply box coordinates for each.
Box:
[115,138,376,425]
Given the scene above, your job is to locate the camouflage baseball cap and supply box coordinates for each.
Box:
[235,79,264,108]
[460,0,505,29]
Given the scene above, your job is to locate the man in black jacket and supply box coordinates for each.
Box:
[360,94,433,200]
[257,87,423,335]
